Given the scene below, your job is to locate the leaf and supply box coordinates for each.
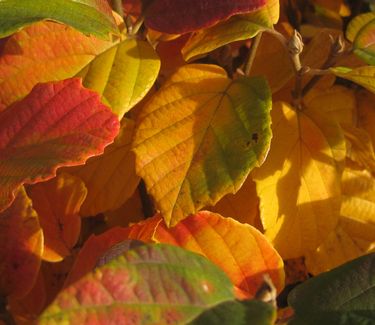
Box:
[64,217,161,286]
[0,21,113,111]
[343,126,375,173]
[182,0,279,61]
[208,175,260,227]
[331,66,375,94]
[189,300,276,325]
[0,78,120,212]
[0,0,118,39]
[346,12,375,65]
[0,187,43,299]
[76,39,161,118]
[305,164,375,275]
[288,253,375,324]
[150,211,285,298]
[253,102,341,259]
[27,173,87,262]
[357,89,375,149]
[68,119,140,216]
[144,0,267,34]
[132,64,272,226]
[39,244,236,324]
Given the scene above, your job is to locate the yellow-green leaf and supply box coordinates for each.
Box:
[331,66,375,94]
[182,0,279,61]
[77,39,160,118]
[253,102,341,259]
[346,12,375,65]
[133,64,272,226]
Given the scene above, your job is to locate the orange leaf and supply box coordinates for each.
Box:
[27,173,87,262]
[0,187,43,299]
[0,21,112,111]
[151,211,284,297]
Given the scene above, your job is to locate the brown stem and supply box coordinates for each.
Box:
[302,34,345,97]
[244,32,263,76]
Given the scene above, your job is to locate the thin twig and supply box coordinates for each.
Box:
[244,32,263,76]
[302,34,346,97]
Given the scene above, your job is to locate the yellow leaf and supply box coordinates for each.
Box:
[357,89,375,148]
[133,64,272,226]
[68,119,140,217]
[208,174,261,228]
[305,164,375,274]
[343,125,375,173]
[253,102,341,258]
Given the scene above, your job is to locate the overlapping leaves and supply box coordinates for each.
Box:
[0,0,118,39]
[0,78,119,212]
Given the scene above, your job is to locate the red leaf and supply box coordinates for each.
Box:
[0,78,119,212]
[145,0,266,34]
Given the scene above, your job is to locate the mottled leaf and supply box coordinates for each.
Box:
[39,244,236,324]
[27,173,87,262]
[64,217,161,286]
[182,0,279,61]
[253,102,341,259]
[0,187,43,298]
[77,39,160,118]
[289,253,375,324]
[145,0,267,34]
[0,78,120,212]
[0,0,118,39]
[133,64,272,226]
[68,119,140,216]
[306,164,375,274]
[0,21,113,111]
[346,12,375,65]
[189,300,276,325]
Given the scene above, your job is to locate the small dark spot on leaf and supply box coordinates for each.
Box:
[252,133,259,143]
[12,262,20,270]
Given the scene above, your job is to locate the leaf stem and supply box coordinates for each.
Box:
[244,32,263,76]
[130,16,145,36]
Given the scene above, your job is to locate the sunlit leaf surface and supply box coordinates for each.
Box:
[133,64,272,226]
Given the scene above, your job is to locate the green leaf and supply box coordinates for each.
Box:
[189,300,276,325]
[288,253,375,325]
[38,244,235,324]
[331,66,375,94]
[346,12,375,65]
[132,64,272,226]
[0,0,118,39]
[77,39,161,118]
